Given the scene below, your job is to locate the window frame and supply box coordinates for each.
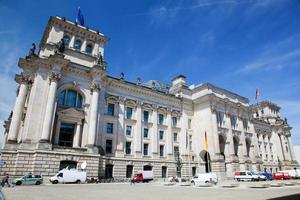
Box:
[85,43,93,54]
[159,130,164,140]
[74,39,82,50]
[106,123,114,134]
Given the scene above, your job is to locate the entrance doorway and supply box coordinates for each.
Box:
[105,164,113,178]
[59,123,75,147]
[200,150,211,173]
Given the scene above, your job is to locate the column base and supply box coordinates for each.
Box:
[36,142,52,150]
[19,141,36,150]
[85,145,99,154]
[152,153,159,159]
[115,149,125,157]
[4,142,19,150]
[135,151,142,158]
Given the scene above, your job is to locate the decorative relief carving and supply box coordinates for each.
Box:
[48,71,61,83]
[15,73,33,85]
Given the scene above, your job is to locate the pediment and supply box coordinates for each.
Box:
[57,107,85,119]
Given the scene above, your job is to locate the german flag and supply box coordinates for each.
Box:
[204,131,208,150]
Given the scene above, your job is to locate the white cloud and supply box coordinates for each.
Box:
[238,49,300,73]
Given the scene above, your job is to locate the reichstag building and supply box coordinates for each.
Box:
[1,16,298,180]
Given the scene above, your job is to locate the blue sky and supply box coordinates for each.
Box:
[0,0,300,146]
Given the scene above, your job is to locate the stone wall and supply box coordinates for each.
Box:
[0,150,100,178]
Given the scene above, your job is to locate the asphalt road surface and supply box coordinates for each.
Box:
[2,181,300,200]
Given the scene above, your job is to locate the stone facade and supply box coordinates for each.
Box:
[1,16,298,180]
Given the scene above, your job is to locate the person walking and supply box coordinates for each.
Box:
[1,174,11,187]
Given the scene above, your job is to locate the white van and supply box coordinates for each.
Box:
[50,168,86,184]
[234,171,259,182]
[191,173,218,185]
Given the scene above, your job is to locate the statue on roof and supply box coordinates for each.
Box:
[97,52,103,65]
[55,38,65,53]
[28,43,36,57]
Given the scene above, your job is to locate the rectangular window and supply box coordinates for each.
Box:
[189,135,192,151]
[173,132,178,142]
[230,115,237,129]
[126,125,132,136]
[242,118,248,130]
[162,166,167,178]
[158,114,164,125]
[172,117,177,127]
[160,145,164,157]
[188,119,192,129]
[107,103,114,116]
[174,146,179,159]
[125,142,131,154]
[106,140,112,154]
[143,111,149,122]
[216,112,224,127]
[143,143,149,156]
[143,128,149,138]
[126,107,133,119]
[159,130,164,140]
[107,123,113,134]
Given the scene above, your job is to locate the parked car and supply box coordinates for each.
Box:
[234,171,259,182]
[132,171,153,183]
[191,173,218,185]
[273,172,291,180]
[260,172,273,181]
[13,173,43,185]
[50,168,86,184]
[252,172,267,181]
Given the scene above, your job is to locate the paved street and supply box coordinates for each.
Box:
[1,181,300,200]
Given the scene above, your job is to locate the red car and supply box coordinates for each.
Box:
[273,172,291,180]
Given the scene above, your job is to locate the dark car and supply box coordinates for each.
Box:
[260,172,272,181]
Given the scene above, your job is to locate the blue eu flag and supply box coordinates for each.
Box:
[76,7,84,26]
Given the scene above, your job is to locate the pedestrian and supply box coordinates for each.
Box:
[130,176,135,186]
[1,174,11,187]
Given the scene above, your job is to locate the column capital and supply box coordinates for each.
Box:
[151,104,158,110]
[136,100,142,107]
[90,81,101,93]
[118,96,126,103]
[15,72,32,85]
[48,71,61,83]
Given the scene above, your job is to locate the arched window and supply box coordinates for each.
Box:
[85,43,93,54]
[74,39,82,50]
[58,89,83,108]
[63,35,70,46]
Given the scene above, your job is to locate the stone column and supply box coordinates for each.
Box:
[166,109,173,158]
[81,39,87,52]
[152,105,158,158]
[116,97,125,156]
[54,120,61,145]
[287,136,296,161]
[73,122,81,148]
[279,134,286,161]
[69,35,75,48]
[40,71,61,142]
[7,74,30,142]
[86,81,100,147]
[134,101,142,157]
[225,115,235,158]
[283,135,291,161]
